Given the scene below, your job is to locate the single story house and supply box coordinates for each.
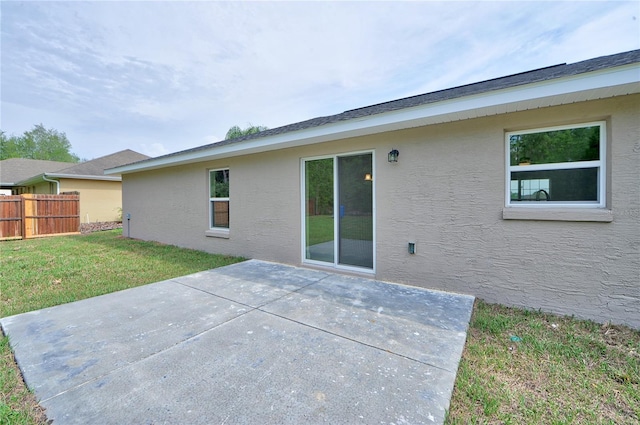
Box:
[107,50,640,328]
[1,158,74,195]
[1,149,149,223]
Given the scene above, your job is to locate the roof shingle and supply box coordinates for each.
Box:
[0,158,73,185]
[114,49,640,170]
[56,150,150,176]
[1,150,150,186]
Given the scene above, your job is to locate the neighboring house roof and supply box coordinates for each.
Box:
[107,49,640,175]
[11,150,151,186]
[0,158,74,186]
[54,149,150,177]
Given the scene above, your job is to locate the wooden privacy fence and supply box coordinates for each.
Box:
[0,194,80,240]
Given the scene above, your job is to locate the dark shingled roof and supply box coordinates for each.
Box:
[55,150,150,176]
[0,158,73,185]
[121,49,640,168]
[1,150,150,186]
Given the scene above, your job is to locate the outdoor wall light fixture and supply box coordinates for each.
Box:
[388,149,399,163]
[364,173,373,181]
[408,242,416,255]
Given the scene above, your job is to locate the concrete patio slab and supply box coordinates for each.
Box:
[1,259,475,424]
[261,274,471,372]
[173,260,330,308]
[1,279,250,400]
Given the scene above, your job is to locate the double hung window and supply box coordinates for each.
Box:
[209,169,229,228]
[506,122,605,208]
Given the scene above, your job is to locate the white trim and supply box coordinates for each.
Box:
[502,208,613,222]
[301,150,376,273]
[505,121,606,208]
[507,160,601,172]
[107,63,640,176]
[208,168,230,230]
[332,155,339,267]
[45,173,122,181]
[300,158,305,265]
[371,149,377,273]
[16,173,122,186]
[300,154,335,266]
[205,228,230,239]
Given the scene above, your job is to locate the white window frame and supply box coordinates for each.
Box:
[300,150,376,274]
[207,168,230,237]
[505,121,606,209]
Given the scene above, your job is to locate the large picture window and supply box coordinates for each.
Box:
[506,122,605,207]
[209,169,229,228]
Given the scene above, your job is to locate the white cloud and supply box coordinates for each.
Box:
[1,1,638,160]
[139,142,171,158]
[547,2,640,62]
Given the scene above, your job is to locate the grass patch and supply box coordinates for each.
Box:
[1,336,49,425]
[1,229,243,424]
[446,300,640,424]
[1,230,638,424]
[0,229,243,317]
[306,215,373,246]
[306,215,334,246]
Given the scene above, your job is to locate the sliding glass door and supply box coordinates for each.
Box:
[338,154,373,268]
[304,152,374,271]
[304,158,335,263]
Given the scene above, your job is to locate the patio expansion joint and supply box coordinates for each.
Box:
[255,307,457,374]
[40,275,456,403]
[40,305,259,404]
[174,277,458,374]
[39,281,278,404]
[171,273,329,310]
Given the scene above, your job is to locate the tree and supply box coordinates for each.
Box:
[225,124,268,140]
[306,158,333,215]
[0,131,20,159]
[0,124,80,162]
[509,125,599,165]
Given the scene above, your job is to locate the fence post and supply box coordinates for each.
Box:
[23,194,35,238]
[20,195,26,240]
[1,194,80,239]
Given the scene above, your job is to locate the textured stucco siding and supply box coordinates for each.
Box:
[29,179,122,223]
[122,95,639,328]
[121,150,304,262]
[59,179,123,223]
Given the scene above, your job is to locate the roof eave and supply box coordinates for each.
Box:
[47,173,122,182]
[106,61,640,176]
[16,173,122,186]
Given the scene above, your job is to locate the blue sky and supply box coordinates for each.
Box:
[1,1,639,160]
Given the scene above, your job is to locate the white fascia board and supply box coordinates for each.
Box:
[47,173,122,182]
[15,173,49,186]
[368,63,640,130]
[16,173,122,185]
[108,63,640,175]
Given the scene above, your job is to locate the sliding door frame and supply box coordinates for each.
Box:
[300,150,376,274]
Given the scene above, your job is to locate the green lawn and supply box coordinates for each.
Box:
[0,230,243,318]
[447,302,639,424]
[306,215,373,246]
[0,229,243,424]
[1,230,638,424]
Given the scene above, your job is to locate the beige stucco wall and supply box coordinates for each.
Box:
[31,181,57,195]
[58,179,122,223]
[122,94,640,328]
[31,180,122,223]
